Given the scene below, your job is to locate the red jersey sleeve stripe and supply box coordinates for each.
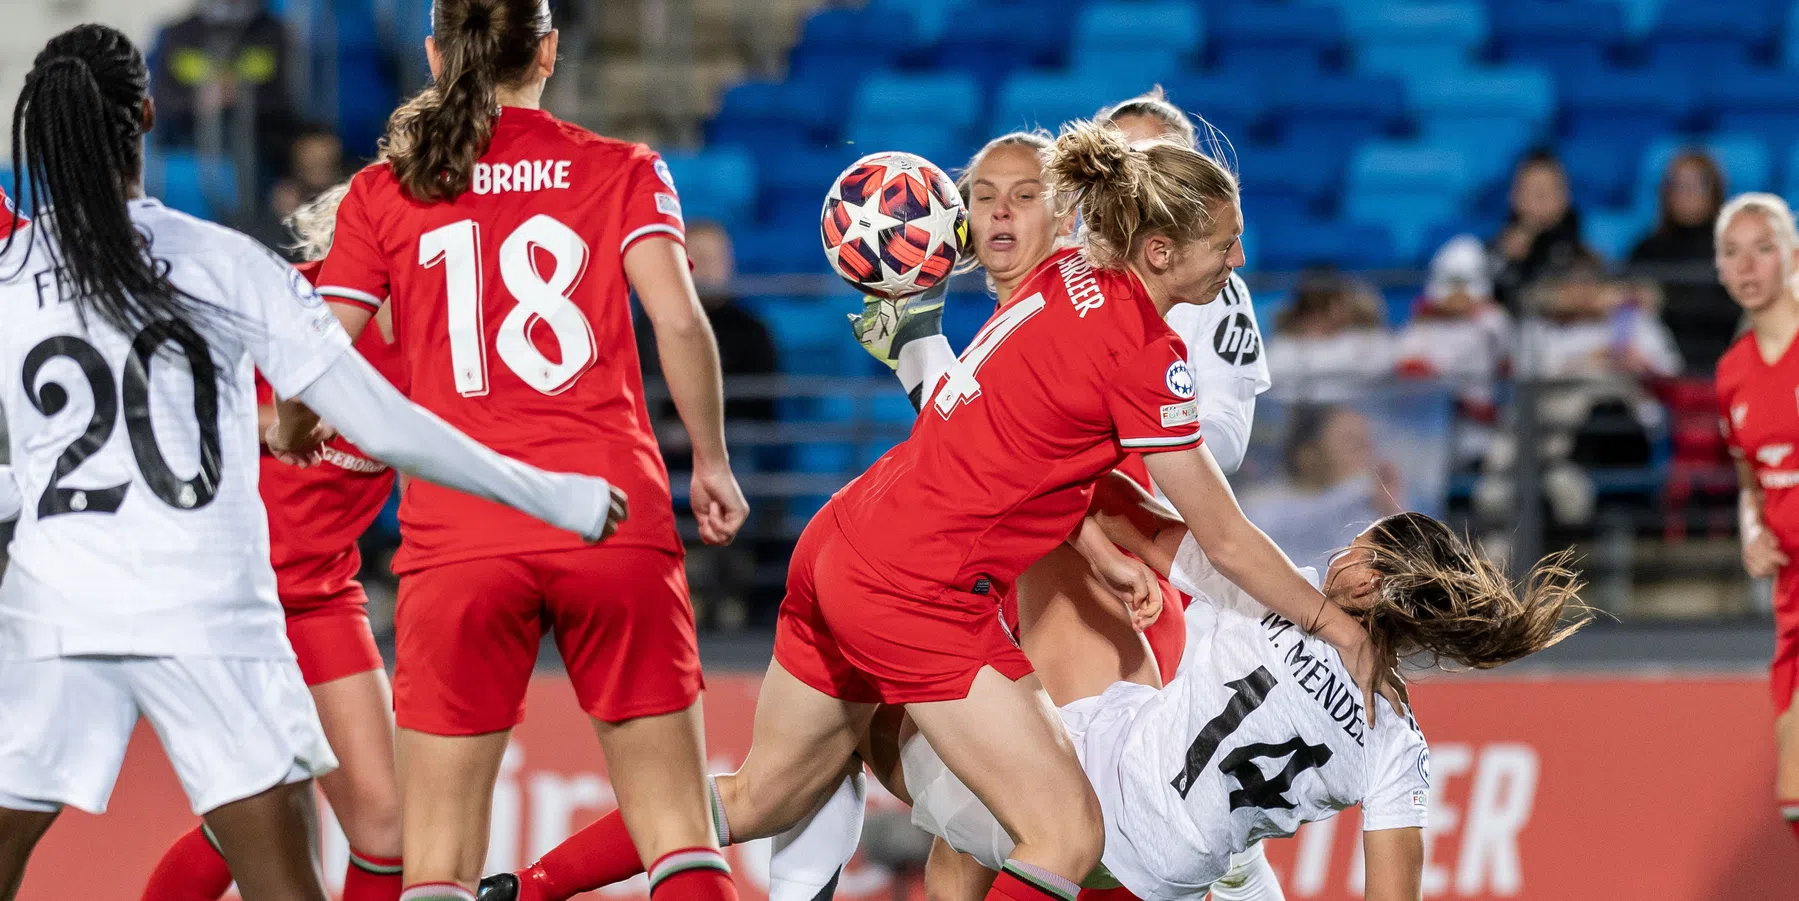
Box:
[1120,430,1204,450]
[317,285,383,311]
[620,223,685,255]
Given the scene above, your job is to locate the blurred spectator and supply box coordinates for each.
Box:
[249,125,345,258]
[1492,149,1593,313]
[1628,150,1738,371]
[1266,267,1394,402]
[638,221,779,631]
[1242,404,1404,571]
[150,0,296,176]
[1395,235,1511,469]
[1476,256,1681,530]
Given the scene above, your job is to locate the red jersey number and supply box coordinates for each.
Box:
[419,213,597,397]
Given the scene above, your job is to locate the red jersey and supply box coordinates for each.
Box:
[833,247,1203,597]
[316,107,685,572]
[257,261,410,600]
[1719,332,1799,552]
[1,185,27,237]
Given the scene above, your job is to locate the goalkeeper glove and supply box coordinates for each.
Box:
[847,280,947,371]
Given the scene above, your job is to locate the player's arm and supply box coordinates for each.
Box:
[1065,515,1160,630]
[627,235,748,546]
[850,282,958,410]
[266,298,380,464]
[1362,827,1424,901]
[1737,457,1789,578]
[1090,469,1186,573]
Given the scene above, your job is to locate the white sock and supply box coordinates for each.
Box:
[1208,844,1286,901]
[769,771,867,901]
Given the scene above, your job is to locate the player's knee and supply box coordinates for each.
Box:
[1016,789,1104,875]
[337,787,404,858]
[715,769,822,839]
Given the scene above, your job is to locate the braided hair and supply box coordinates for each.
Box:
[5,24,212,335]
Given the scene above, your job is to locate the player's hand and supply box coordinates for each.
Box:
[847,282,947,369]
[1744,527,1789,579]
[265,420,336,468]
[691,462,749,546]
[597,483,629,542]
[1090,546,1161,631]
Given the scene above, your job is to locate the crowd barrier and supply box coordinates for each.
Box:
[20,671,1787,901]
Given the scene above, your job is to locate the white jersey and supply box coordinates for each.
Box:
[1095,535,1430,900]
[1160,273,1269,476]
[0,199,351,660]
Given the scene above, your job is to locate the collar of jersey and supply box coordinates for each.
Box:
[498,106,553,126]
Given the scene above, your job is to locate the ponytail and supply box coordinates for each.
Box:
[1045,119,1238,269]
[7,24,213,336]
[385,0,551,203]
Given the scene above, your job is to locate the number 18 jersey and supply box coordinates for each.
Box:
[0,199,353,659]
[318,107,684,572]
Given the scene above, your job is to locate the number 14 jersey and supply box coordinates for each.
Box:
[319,107,684,571]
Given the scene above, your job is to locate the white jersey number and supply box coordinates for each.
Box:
[22,323,222,517]
[932,293,1045,419]
[1170,666,1333,810]
[420,214,597,397]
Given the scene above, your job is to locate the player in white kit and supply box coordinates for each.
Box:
[0,26,623,901]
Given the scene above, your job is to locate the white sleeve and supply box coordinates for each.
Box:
[1362,714,1431,832]
[0,464,19,523]
[898,335,957,411]
[1167,531,1315,615]
[295,352,614,542]
[233,241,354,398]
[1168,274,1269,474]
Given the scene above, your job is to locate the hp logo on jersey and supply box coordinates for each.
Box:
[1213,313,1260,366]
[1165,360,1196,399]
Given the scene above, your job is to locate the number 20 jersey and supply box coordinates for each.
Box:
[1091,535,1430,900]
[0,199,353,659]
[318,107,683,572]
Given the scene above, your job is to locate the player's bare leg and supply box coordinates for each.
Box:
[202,780,331,901]
[924,837,999,901]
[1015,544,1161,704]
[397,729,511,891]
[0,806,58,901]
[313,670,405,893]
[1776,684,1799,844]
[906,667,1104,899]
[592,703,721,885]
[489,661,872,901]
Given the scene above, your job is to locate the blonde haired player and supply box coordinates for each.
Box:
[1714,192,1799,848]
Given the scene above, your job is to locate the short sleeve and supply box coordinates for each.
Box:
[313,171,389,312]
[1718,382,1745,461]
[1362,716,1431,832]
[619,149,686,256]
[238,242,353,398]
[1106,334,1205,453]
[1169,274,1271,396]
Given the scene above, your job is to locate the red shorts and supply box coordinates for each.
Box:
[1775,567,1799,713]
[1142,577,1188,686]
[774,503,1034,705]
[393,545,701,735]
[284,582,384,687]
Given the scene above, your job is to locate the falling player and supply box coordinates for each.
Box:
[0,23,622,901]
[140,184,408,901]
[1714,192,1799,849]
[289,1,751,898]
[477,120,1393,901]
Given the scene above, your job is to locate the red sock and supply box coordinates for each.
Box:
[648,848,735,901]
[140,825,233,901]
[344,848,404,901]
[517,809,647,901]
[1783,803,1799,848]
[986,865,1079,901]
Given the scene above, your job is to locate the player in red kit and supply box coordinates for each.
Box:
[140,185,408,901]
[1715,192,1799,850]
[500,123,1386,901]
[278,2,750,899]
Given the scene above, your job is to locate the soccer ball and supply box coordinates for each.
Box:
[821,151,968,300]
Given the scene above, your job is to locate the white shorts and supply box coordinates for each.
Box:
[0,655,338,815]
[902,682,1156,874]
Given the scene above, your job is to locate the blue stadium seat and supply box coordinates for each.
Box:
[1584,207,1653,262]
[1644,1,1778,66]
[1344,143,1472,261]
[990,71,1135,133]
[788,8,912,81]
[866,0,967,45]
[850,72,983,135]
[1784,143,1799,204]
[1411,67,1556,187]
[1071,1,1204,87]
[1490,2,1625,82]
[1593,0,1669,38]
[1636,135,1772,215]
[1251,214,1400,270]
[1208,3,1342,76]
[1238,185,1313,224]
[840,124,970,176]
[1162,74,1265,149]
[759,145,866,230]
[1787,2,1799,69]
[937,1,1072,76]
[747,296,861,377]
[1560,68,1696,152]
[1344,1,1489,81]
[662,148,757,228]
[734,225,827,275]
[1703,69,1799,151]
[149,149,236,221]
[776,70,863,141]
[1242,139,1354,208]
[1265,73,1407,151]
[1560,139,1640,211]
